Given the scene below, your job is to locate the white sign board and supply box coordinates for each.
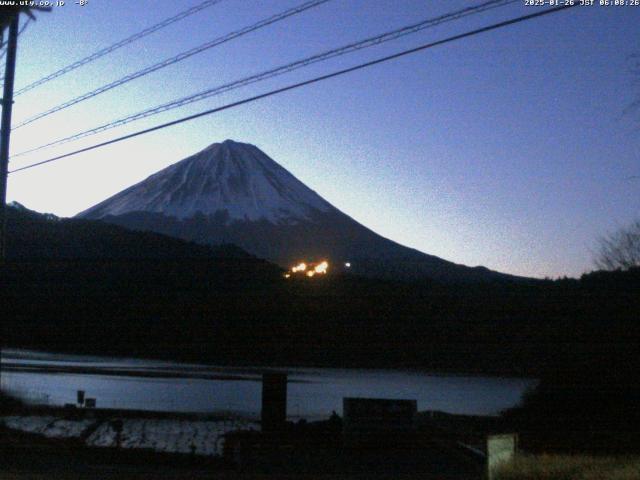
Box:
[487,433,517,480]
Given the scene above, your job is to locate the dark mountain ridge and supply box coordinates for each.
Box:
[5,201,254,261]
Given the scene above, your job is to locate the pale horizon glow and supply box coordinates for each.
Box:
[5,0,640,279]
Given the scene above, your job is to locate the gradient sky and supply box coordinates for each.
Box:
[5,0,639,278]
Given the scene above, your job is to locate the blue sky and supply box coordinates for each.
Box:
[5,0,640,278]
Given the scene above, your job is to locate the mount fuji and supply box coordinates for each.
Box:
[78,140,517,282]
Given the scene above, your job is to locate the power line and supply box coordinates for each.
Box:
[0,18,29,63]
[13,0,225,97]
[12,0,516,157]
[9,4,577,175]
[2,20,30,84]
[17,17,31,37]
[13,0,331,130]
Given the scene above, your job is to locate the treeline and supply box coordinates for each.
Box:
[2,260,638,376]
[1,205,638,378]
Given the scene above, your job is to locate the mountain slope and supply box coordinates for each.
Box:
[78,140,521,283]
[5,201,255,261]
[79,140,332,224]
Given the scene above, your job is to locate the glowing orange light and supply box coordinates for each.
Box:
[289,260,330,277]
[314,261,329,274]
[291,262,307,273]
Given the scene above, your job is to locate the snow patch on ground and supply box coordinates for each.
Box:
[2,415,57,435]
[43,418,96,438]
[87,418,258,456]
[2,415,258,457]
[1,415,95,438]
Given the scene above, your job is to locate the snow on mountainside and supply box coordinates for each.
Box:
[78,139,523,282]
[79,140,332,224]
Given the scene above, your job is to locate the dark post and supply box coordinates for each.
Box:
[0,13,19,262]
[261,372,287,433]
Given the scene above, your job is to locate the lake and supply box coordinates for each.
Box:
[1,349,535,420]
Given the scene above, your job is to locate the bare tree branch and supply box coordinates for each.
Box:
[595,220,640,270]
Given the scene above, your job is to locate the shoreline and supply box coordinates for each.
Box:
[0,347,538,381]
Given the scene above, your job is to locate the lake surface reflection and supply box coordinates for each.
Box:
[1,349,535,420]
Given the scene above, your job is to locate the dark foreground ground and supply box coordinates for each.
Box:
[0,429,483,480]
[0,405,488,480]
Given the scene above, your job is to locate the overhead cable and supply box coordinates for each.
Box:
[12,0,516,157]
[14,0,225,96]
[0,18,29,62]
[9,4,577,174]
[13,0,331,129]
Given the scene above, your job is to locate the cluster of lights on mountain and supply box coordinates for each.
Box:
[284,261,329,279]
[283,261,351,279]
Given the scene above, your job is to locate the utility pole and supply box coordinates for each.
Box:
[0,12,19,263]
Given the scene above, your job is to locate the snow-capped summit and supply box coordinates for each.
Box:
[79,140,332,224]
[78,140,521,282]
